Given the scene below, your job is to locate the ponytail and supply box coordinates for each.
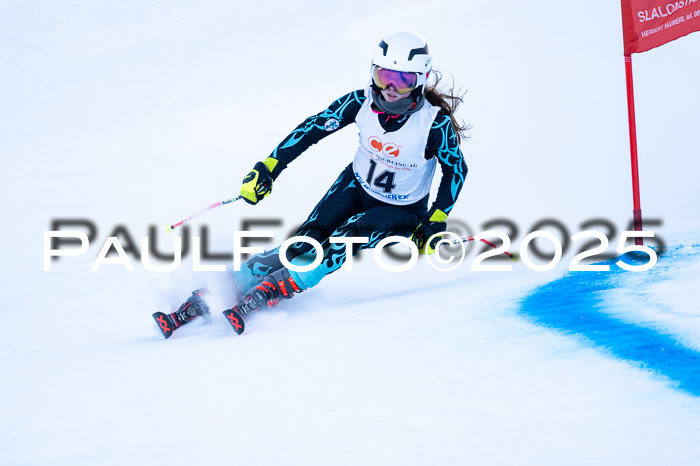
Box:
[424,71,470,145]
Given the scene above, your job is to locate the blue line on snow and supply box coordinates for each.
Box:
[519,250,700,396]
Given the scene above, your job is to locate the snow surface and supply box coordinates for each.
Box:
[2,1,700,465]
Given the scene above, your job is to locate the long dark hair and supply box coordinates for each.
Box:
[423,71,470,144]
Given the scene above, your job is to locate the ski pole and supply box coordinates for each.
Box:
[167,196,243,232]
[450,236,515,259]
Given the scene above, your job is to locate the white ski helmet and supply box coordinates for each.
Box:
[371,31,432,94]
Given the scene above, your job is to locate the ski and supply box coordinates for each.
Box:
[152,311,177,339]
[222,308,246,335]
[153,289,210,339]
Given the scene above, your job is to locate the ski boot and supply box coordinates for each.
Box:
[153,289,210,339]
[223,268,303,335]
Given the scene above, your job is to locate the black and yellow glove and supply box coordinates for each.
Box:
[240,159,276,205]
[411,208,448,255]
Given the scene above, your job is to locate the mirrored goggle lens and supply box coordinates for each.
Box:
[373,67,419,94]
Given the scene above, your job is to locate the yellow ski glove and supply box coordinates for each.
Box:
[411,208,448,255]
[240,159,277,205]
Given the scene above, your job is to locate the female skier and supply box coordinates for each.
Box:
[157,30,468,337]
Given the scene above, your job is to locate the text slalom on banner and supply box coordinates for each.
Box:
[622,0,700,54]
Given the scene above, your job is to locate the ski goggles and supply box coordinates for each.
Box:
[372,66,419,95]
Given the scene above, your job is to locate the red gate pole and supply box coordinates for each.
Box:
[624,54,643,245]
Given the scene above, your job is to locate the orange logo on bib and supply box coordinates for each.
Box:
[367,136,400,157]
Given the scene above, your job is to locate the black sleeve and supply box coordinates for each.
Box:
[425,112,468,215]
[266,90,366,179]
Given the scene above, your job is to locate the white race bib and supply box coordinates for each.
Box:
[352,92,440,205]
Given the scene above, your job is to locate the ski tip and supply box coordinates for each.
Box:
[152,312,175,339]
[222,308,245,335]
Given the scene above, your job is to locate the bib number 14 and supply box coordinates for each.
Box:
[366,160,396,193]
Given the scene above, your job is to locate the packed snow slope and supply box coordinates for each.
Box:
[3,241,700,465]
[2,1,700,465]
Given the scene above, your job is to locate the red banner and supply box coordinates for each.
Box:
[622,0,700,54]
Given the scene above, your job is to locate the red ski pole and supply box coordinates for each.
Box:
[167,196,243,232]
[451,236,515,259]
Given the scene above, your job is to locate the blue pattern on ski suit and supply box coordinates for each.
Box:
[236,89,467,290]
